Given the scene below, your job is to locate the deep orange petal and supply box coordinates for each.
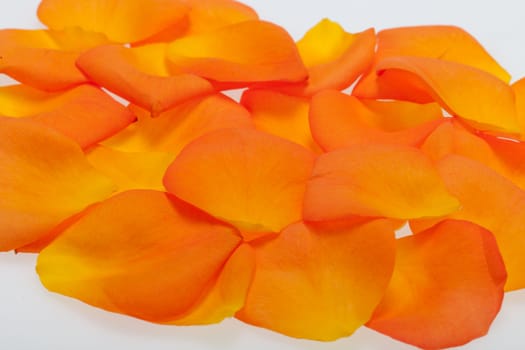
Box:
[367,56,519,134]
[76,44,214,115]
[236,219,396,340]
[164,128,315,235]
[354,25,511,99]
[37,0,189,43]
[173,243,255,325]
[0,84,136,149]
[309,90,443,150]
[240,89,321,153]
[0,119,115,251]
[278,21,375,96]
[166,20,307,88]
[368,220,506,349]
[102,94,253,154]
[37,190,242,323]
[303,143,459,221]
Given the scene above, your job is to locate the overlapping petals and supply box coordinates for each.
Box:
[2,1,525,349]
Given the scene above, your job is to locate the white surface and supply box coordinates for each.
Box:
[2,1,525,349]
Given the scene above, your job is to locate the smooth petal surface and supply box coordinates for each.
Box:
[303,144,459,221]
[0,28,110,90]
[164,128,315,235]
[173,243,255,325]
[0,119,115,251]
[76,44,214,115]
[0,84,136,149]
[86,146,174,192]
[37,190,242,322]
[372,56,519,133]
[354,25,511,99]
[368,220,506,349]
[278,21,375,96]
[241,89,321,152]
[309,90,443,150]
[166,20,307,87]
[413,155,525,291]
[102,94,253,154]
[236,219,396,340]
[37,0,189,43]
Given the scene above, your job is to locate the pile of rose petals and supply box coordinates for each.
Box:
[1,0,525,348]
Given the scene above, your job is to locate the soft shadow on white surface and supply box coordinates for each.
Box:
[2,1,525,349]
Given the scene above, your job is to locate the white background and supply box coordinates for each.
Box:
[2,1,525,349]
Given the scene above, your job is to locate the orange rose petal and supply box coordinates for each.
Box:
[164,128,315,235]
[303,143,459,221]
[102,94,253,153]
[37,190,242,322]
[0,84,136,149]
[367,220,506,349]
[37,0,189,44]
[354,25,510,99]
[76,44,214,115]
[0,119,115,251]
[240,89,321,153]
[0,47,87,91]
[372,56,519,133]
[86,145,174,192]
[309,90,443,150]
[421,120,525,190]
[420,155,525,291]
[166,20,308,88]
[236,219,396,340]
[511,77,525,133]
[173,243,255,325]
[278,21,375,96]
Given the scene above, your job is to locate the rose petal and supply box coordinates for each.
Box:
[37,0,189,43]
[368,220,506,349]
[86,145,174,192]
[0,119,115,251]
[166,20,307,88]
[164,128,315,235]
[102,94,253,153]
[241,89,321,152]
[236,219,396,340]
[76,44,214,115]
[0,84,136,149]
[277,20,375,96]
[303,143,459,221]
[309,90,443,150]
[37,190,242,322]
[371,56,519,133]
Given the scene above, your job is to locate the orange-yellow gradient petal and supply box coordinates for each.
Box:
[241,89,321,152]
[164,128,315,235]
[279,20,375,96]
[166,20,307,87]
[374,57,519,133]
[37,190,242,323]
[76,44,214,115]
[427,155,525,291]
[173,243,255,325]
[309,90,443,150]
[0,84,135,149]
[37,0,189,43]
[0,119,115,251]
[86,146,174,192]
[368,220,506,349]
[303,144,459,221]
[102,94,253,154]
[236,219,396,340]
[354,25,510,99]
